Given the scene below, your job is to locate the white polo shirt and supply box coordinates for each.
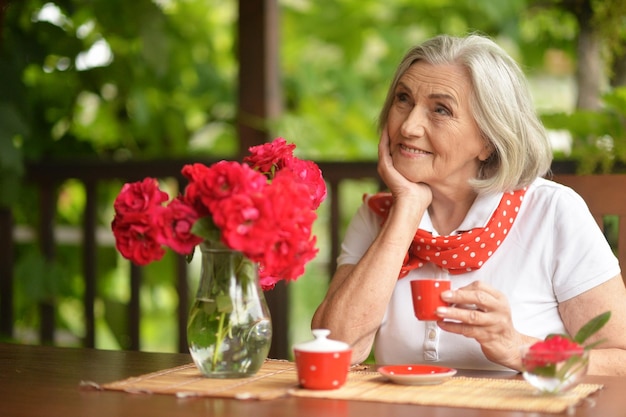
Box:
[337,177,620,371]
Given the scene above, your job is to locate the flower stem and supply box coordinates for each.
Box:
[211,310,227,370]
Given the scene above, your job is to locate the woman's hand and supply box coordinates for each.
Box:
[435,280,538,371]
[377,127,432,207]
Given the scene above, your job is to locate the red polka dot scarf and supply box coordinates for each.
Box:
[366,188,527,277]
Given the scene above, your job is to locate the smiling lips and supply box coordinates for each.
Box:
[399,143,431,155]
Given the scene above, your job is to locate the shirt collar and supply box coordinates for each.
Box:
[420,191,503,236]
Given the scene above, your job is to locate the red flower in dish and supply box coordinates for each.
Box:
[521,312,610,394]
[523,335,584,371]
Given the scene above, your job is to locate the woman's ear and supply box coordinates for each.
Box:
[479,140,494,162]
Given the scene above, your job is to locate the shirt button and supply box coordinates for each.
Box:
[424,351,438,361]
[428,330,436,340]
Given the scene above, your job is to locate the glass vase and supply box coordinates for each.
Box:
[187,245,272,378]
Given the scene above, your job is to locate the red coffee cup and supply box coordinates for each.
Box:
[410,278,451,321]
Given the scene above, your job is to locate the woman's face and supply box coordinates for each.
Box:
[386,61,492,191]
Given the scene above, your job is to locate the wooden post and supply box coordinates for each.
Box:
[38,183,56,344]
[0,0,8,46]
[236,0,282,157]
[0,207,13,339]
[82,180,97,348]
[237,0,288,360]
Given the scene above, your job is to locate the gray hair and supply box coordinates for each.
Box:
[378,34,552,194]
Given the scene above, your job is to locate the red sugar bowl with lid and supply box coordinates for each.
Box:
[293,329,352,390]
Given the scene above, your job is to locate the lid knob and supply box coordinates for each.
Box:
[312,329,331,339]
[293,328,350,353]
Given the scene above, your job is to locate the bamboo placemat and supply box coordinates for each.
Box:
[99,360,603,414]
[101,359,298,400]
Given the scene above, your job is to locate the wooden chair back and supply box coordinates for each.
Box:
[551,174,626,285]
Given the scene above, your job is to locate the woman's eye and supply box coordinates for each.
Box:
[434,105,451,116]
[395,92,410,103]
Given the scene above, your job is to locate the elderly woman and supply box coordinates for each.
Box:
[311,34,626,375]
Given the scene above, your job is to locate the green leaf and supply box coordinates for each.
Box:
[201,300,217,316]
[574,311,611,345]
[191,217,222,243]
[216,293,233,313]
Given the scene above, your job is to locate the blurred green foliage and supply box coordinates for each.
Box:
[542,87,626,173]
[0,0,239,206]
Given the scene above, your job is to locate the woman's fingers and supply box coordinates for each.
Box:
[377,127,397,182]
[437,305,487,325]
[436,280,524,368]
[437,281,508,326]
[441,280,502,312]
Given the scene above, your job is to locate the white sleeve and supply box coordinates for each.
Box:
[336,202,381,267]
[551,186,621,302]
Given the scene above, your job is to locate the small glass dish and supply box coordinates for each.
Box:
[521,345,589,395]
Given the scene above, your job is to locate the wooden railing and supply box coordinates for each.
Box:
[3,159,623,360]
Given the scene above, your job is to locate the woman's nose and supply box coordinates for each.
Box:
[400,107,426,138]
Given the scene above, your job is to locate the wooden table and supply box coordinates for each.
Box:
[1,342,624,417]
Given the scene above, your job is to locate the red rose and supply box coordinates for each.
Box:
[154,198,203,255]
[281,158,327,209]
[244,137,295,175]
[111,179,170,265]
[180,163,213,217]
[213,192,271,255]
[111,212,165,265]
[249,174,318,286]
[182,161,266,215]
[113,178,168,215]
